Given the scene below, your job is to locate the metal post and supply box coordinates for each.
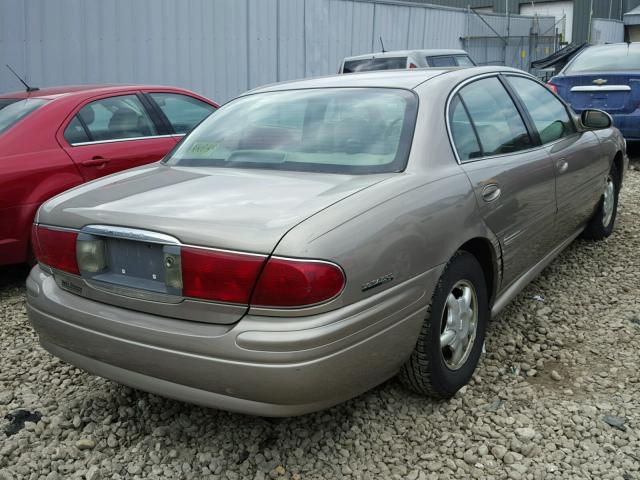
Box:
[588,0,594,43]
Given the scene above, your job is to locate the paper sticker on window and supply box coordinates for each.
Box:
[188,143,217,155]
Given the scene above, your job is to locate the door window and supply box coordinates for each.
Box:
[449,95,482,161]
[64,94,157,144]
[148,93,216,134]
[458,77,532,157]
[506,76,575,144]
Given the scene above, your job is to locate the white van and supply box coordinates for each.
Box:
[340,49,475,73]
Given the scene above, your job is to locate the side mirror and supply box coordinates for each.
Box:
[581,109,612,129]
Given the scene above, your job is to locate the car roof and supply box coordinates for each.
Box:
[0,84,192,101]
[343,49,470,61]
[245,66,522,95]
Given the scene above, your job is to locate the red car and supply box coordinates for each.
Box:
[0,85,218,266]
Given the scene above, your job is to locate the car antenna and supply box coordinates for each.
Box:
[379,36,386,53]
[5,64,39,92]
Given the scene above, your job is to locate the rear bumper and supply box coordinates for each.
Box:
[26,265,439,416]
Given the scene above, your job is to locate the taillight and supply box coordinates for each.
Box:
[251,257,345,308]
[409,63,417,69]
[181,247,266,304]
[32,225,79,274]
[547,82,558,94]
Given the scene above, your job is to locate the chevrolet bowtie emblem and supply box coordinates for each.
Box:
[593,78,608,85]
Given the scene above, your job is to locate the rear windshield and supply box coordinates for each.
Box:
[342,57,407,73]
[0,99,20,111]
[165,88,418,174]
[0,98,48,134]
[567,45,640,72]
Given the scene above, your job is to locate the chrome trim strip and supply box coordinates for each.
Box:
[82,225,181,245]
[70,134,176,147]
[570,85,631,92]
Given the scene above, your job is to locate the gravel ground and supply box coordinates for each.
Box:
[1,167,640,480]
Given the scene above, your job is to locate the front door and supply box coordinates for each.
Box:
[502,74,608,242]
[59,93,177,181]
[450,76,557,287]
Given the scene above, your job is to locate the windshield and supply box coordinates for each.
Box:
[0,98,48,134]
[567,45,640,72]
[342,57,408,73]
[165,88,418,174]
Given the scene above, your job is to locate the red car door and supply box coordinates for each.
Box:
[58,92,177,181]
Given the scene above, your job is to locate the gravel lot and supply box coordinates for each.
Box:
[1,166,639,480]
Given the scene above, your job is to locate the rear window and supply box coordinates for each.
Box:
[0,98,47,134]
[567,45,640,72]
[342,57,407,73]
[165,88,418,174]
[0,99,20,111]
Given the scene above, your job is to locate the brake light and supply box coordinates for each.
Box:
[32,225,79,274]
[547,82,558,94]
[181,247,266,304]
[251,257,345,307]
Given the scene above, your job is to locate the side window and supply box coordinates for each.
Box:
[455,55,475,67]
[64,116,90,144]
[71,95,158,143]
[459,77,532,156]
[506,76,576,144]
[149,93,216,134]
[449,95,482,160]
[428,56,457,67]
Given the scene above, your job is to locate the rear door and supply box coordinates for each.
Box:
[451,75,557,287]
[58,92,176,181]
[504,74,606,242]
[144,91,217,140]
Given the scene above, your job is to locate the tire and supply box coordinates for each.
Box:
[582,163,620,241]
[399,251,489,399]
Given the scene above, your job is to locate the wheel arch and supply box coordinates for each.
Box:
[457,236,501,306]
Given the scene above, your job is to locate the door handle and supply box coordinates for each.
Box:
[81,156,111,167]
[556,158,568,174]
[481,183,501,203]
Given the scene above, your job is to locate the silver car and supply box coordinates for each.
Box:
[27,66,627,416]
[340,49,475,73]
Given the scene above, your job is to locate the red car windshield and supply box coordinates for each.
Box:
[0,98,48,134]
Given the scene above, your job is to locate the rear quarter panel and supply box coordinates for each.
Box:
[272,73,500,314]
[0,102,84,264]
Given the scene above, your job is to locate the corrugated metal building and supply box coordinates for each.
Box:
[1,0,555,101]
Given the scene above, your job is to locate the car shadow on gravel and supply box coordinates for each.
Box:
[0,264,29,293]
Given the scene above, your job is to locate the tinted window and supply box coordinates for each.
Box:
[0,98,47,134]
[507,76,575,144]
[75,95,157,142]
[428,56,457,67]
[149,93,216,134]
[0,99,20,111]
[165,88,418,174]
[459,77,532,156]
[342,57,407,73]
[64,116,90,144]
[449,95,482,161]
[567,44,640,72]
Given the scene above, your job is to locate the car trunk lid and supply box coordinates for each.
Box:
[37,164,390,324]
[552,72,640,114]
